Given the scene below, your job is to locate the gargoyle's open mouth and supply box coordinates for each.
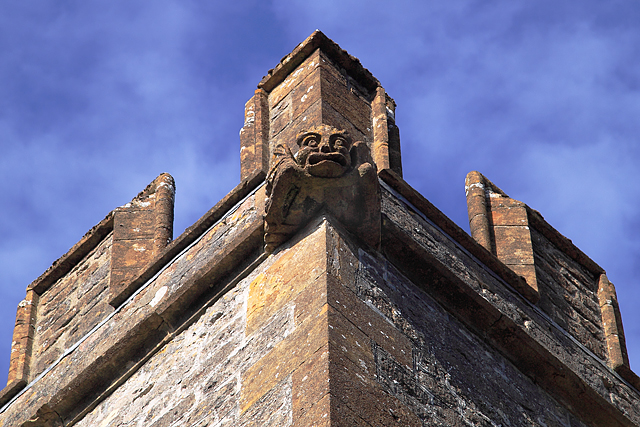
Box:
[307,152,348,167]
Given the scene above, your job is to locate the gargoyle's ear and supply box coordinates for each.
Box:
[350,141,373,167]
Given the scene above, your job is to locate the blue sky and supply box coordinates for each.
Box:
[1,1,640,381]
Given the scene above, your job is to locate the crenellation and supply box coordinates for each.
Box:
[1,30,638,427]
[6,289,38,389]
[464,171,621,366]
[382,180,640,425]
[240,89,270,181]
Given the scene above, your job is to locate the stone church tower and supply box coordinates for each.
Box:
[1,31,638,426]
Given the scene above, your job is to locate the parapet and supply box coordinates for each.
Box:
[1,31,638,426]
[465,170,636,387]
[1,173,175,406]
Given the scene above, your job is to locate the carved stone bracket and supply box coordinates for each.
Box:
[264,125,380,253]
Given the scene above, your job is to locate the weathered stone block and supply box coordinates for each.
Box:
[598,274,630,372]
[531,228,607,360]
[330,352,421,427]
[326,222,359,291]
[291,68,322,122]
[238,377,292,427]
[269,49,322,111]
[328,279,411,369]
[241,304,328,413]
[109,174,176,307]
[29,233,113,383]
[464,171,540,303]
[113,209,156,238]
[508,263,538,290]
[490,204,528,226]
[292,344,330,422]
[269,91,292,139]
[111,239,155,268]
[240,89,270,181]
[247,220,327,334]
[6,289,38,387]
[294,393,332,427]
[372,86,402,176]
[493,226,534,265]
[321,102,367,144]
[292,275,329,326]
[270,98,323,155]
[321,67,372,139]
[465,171,493,252]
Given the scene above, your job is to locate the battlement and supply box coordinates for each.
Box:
[465,171,633,381]
[2,173,175,406]
[1,31,638,427]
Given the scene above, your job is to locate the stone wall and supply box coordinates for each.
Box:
[75,253,293,427]
[357,248,588,426]
[531,228,607,360]
[464,171,610,364]
[31,232,113,381]
[72,210,635,426]
[74,216,336,426]
[2,180,639,426]
[68,183,634,427]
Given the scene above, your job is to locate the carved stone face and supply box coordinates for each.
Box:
[295,125,352,178]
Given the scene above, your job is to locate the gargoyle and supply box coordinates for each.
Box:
[264,124,380,253]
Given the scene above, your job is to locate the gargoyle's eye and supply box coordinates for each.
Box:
[302,135,320,147]
[333,137,347,148]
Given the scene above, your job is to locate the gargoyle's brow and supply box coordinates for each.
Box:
[329,133,350,143]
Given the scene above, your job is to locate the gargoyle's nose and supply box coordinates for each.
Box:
[319,141,331,153]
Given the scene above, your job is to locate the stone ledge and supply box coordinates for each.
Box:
[378,168,537,303]
[109,173,176,307]
[0,379,26,408]
[465,170,604,278]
